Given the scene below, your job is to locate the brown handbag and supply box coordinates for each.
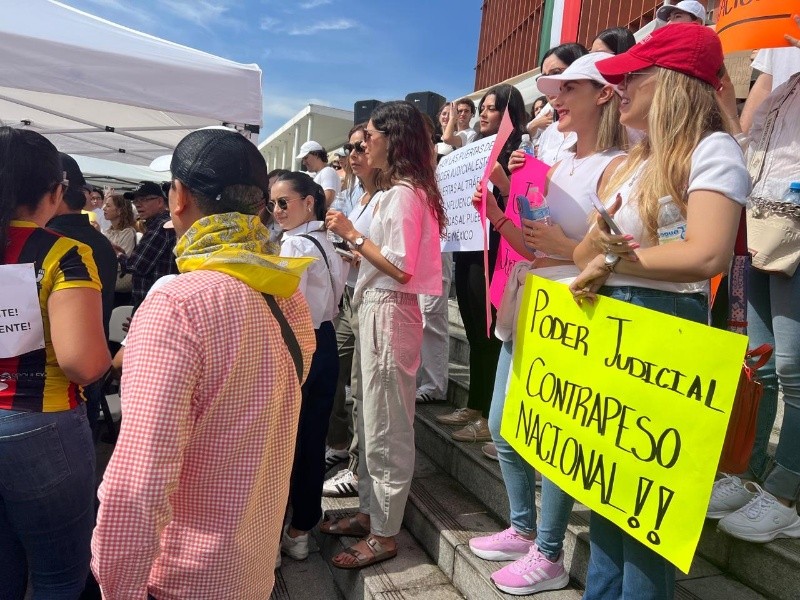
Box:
[718,344,773,474]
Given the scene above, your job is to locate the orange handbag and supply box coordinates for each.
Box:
[718,344,773,473]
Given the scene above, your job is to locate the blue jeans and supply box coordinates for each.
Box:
[744,266,800,501]
[488,340,575,561]
[583,286,707,600]
[0,404,96,599]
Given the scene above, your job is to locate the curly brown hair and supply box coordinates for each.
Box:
[370,101,446,236]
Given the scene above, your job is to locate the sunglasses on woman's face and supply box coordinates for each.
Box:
[343,141,366,154]
[266,197,293,213]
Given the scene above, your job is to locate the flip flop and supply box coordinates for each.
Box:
[319,514,371,537]
[331,536,398,570]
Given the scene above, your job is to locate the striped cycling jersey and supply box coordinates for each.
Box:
[0,220,100,412]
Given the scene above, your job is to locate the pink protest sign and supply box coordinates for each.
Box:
[478,108,515,337]
[489,156,551,308]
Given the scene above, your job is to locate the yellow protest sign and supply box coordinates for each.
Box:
[501,276,748,573]
[716,0,799,54]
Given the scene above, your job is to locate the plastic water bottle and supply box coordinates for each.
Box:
[656,197,686,245]
[529,187,551,226]
[519,134,535,156]
[328,193,348,243]
[782,182,800,205]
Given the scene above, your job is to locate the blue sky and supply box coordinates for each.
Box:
[64,0,483,139]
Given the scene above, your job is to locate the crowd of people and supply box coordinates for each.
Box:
[1,2,800,598]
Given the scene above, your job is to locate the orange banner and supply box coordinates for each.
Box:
[716,1,799,54]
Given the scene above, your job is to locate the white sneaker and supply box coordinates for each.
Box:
[322,468,358,497]
[717,483,800,542]
[707,474,756,519]
[324,446,349,470]
[281,524,309,560]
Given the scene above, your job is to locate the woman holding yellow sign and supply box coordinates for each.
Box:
[569,25,751,599]
[467,50,627,595]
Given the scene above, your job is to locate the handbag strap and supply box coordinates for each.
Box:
[747,72,800,184]
[299,233,338,297]
[746,343,773,371]
[262,293,303,384]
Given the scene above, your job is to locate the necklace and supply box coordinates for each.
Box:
[568,153,591,176]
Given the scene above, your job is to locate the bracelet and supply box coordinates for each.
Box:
[493,216,510,232]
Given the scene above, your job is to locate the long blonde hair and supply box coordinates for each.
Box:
[594,83,628,153]
[600,68,730,241]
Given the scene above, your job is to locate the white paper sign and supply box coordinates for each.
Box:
[0,263,46,359]
[437,135,496,252]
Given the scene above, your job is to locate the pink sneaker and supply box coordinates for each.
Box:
[491,545,569,595]
[468,527,536,561]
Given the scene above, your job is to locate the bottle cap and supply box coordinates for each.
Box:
[790,182,800,191]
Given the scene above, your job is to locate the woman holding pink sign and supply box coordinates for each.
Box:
[467,52,627,596]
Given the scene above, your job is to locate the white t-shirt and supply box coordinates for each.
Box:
[536,122,577,166]
[314,166,342,195]
[747,76,800,201]
[280,221,346,328]
[354,183,442,301]
[457,128,478,146]
[752,48,800,90]
[346,191,378,288]
[606,132,751,294]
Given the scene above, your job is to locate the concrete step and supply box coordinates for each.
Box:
[271,549,343,600]
[447,299,463,330]
[312,495,465,600]
[413,404,779,599]
[406,448,584,600]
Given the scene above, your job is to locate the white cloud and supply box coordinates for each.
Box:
[260,16,281,31]
[287,18,357,35]
[78,0,155,24]
[160,0,243,29]
[298,0,331,8]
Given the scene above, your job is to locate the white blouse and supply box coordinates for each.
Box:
[280,221,347,328]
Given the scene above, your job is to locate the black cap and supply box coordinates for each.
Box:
[59,153,91,192]
[170,129,269,200]
[123,181,166,200]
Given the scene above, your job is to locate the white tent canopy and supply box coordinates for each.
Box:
[0,0,263,167]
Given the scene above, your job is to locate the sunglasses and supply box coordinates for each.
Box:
[363,128,385,141]
[266,195,304,213]
[343,141,366,154]
[622,70,654,87]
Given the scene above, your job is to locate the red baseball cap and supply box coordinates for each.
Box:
[596,24,723,90]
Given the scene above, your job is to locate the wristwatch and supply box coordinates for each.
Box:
[352,235,368,249]
[603,252,621,273]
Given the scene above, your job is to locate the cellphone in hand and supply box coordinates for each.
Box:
[589,193,624,236]
[335,247,355,260]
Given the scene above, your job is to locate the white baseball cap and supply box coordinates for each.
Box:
[295,140,324,160]
[656,1,706,23]
[536,52,614,96]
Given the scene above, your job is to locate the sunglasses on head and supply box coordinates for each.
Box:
[343,141,366,154]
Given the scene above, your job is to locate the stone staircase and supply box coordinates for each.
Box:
[279,299,798,600]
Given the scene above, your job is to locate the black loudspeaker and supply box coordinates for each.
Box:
[405,91,447,121]
[354,99,381,125]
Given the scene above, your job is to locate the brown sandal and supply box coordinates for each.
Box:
[319,514,370,537]
[331,536,398,570]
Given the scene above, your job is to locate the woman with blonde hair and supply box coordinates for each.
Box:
[569,25,751,598]
[467,52,627,596]
[102,192,137,306]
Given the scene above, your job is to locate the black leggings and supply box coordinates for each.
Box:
[454,250,502,419]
